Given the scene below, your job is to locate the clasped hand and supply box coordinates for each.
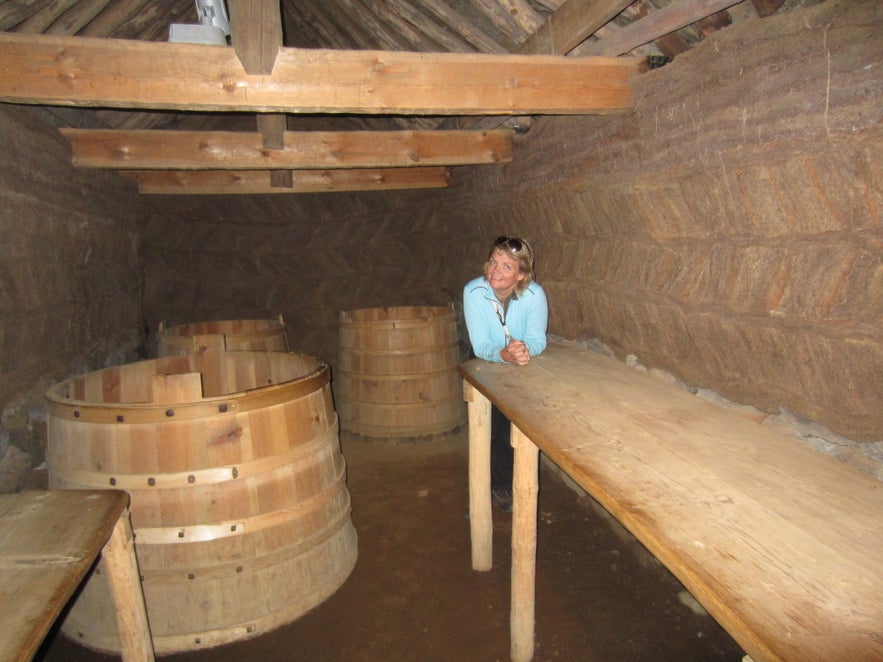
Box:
[501,339,531,366]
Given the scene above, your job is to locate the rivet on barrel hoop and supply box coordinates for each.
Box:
[165,409,175,417]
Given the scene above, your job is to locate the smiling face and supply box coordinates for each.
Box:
[485,248,526,301]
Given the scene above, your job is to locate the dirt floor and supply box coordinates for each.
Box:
[37,428,745,662]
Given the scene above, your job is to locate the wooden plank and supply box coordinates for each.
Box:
[518,0,634,55]
[0,0,55,31]
[61,128,514,169]
[574,0,744,56]
[438,0,636,130]
[44,0,114,35]
[0,32,641,115]
[470,0,543,44]
[79,0,156,38]
[459,341,883,662]
[0,491,132,662]
[369,0,482,53]
[10,0,79,32]
[406,0,509,53]
[119,167,453,194]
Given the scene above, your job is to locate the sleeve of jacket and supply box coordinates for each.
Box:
[522,283,548,358]
[463,281,504,363]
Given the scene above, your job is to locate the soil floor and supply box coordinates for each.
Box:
[38,428,745,662]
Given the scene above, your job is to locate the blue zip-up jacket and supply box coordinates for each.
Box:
[463,276,548,363]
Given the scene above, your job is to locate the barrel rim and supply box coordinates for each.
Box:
[45,356,330,423]
[339,304,455,325]
[160,318,286,334]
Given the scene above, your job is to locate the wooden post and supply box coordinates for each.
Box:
[465,381,493,571]
[102,508,155,661]
[510,424,539,662]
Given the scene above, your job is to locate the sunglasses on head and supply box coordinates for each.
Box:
[494,236,523,252]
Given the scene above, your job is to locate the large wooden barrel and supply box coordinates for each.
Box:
[336,305,465,439]
[46,351,357,655]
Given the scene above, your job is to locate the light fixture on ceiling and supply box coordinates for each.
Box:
[169,0,231,46]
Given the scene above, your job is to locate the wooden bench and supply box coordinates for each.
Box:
[0,490,154,662]
[459,341,883,662]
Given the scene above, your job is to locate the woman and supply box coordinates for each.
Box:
[463,236,548,511]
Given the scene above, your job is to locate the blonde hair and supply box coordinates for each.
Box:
[487,236,535,295]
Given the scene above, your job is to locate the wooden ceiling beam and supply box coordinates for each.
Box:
[119,167,453,194]
[60,128,514,169]
[438,0,636,130]
[0,33,641,115]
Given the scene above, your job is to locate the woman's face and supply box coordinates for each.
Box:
[485,248,525,300]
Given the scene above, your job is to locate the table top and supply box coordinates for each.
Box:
[459,341,883,662]
[0,489,129,662]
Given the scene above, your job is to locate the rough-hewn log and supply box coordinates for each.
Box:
[334,0,419,51]
[44,0,114,35]
[411,0,509,53]
[79,0,156,38]
[10,0,79,33]
[471,0,544,44]
[519,0,633,55]
[60,128,514,169]
[119,167,453,194]
[573,0,743,56]
[0,0,55,31]
[0,33,640,115]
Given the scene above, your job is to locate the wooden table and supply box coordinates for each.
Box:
[459,341,883,662]
[0,490,154,661]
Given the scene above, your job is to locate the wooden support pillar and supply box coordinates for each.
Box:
[230,0,292,188]
[465,381,493,571]
[510,424,539,662]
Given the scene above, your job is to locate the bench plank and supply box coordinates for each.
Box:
[459,341,883,662]
[0,490,152,662]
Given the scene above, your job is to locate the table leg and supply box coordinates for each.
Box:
[465,382,493,571]
[102,508,155,662]
[510,424,539,662]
